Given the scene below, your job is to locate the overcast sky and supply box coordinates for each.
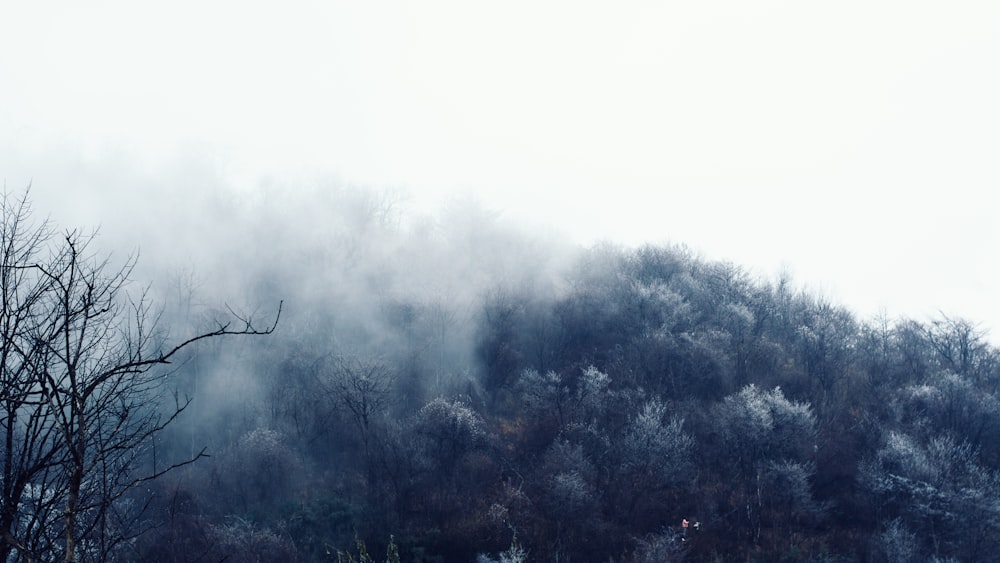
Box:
[1,1,998,338]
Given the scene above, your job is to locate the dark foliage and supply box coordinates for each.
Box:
[6,190,999,561]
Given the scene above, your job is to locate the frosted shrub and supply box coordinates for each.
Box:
[208,517,296,562]
[874,518,918,563]
[476,533,527,563]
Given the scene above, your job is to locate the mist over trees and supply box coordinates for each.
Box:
[2,184,1000,562]
[0,190,278,562]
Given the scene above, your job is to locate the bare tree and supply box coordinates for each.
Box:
[0,191,66,562]
[924,314,996,383]
[326,356,394,484]
[0,190,280,562]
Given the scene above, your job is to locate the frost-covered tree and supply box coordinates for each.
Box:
[413,398,485,472]
[861,431,1000,560]
[709,384,818,544]
[517,365,611,429]
[620,399,694,487]
[409,397,490,534]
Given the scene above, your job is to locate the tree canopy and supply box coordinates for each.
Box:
[4,186,998,562]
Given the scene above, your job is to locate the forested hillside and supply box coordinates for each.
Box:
[2,188,998,562]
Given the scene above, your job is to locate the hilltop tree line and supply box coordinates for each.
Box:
[2,187,999,561]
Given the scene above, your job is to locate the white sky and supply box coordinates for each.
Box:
[1,1,999,337]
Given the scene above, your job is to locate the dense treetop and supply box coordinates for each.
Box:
[3,188,998,561]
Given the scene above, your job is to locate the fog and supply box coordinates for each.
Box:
[3,2,999,342]
[2,155,1000,560]
[3,144,997,346]
[2,3,1000,559]
[1,154,580,450]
